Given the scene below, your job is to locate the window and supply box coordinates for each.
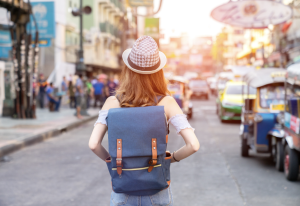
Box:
[259,85,285,108]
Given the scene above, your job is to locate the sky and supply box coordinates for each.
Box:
[152,0,229,41]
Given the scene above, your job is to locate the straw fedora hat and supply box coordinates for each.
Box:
[122,36,167,74]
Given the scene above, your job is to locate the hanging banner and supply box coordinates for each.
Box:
[145,18,159,47]
[211,0,292,29]
[0,29,12,59]
[128,0,153,7]
[27,1,55,40]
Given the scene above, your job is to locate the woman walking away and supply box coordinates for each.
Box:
[89,36,199,206]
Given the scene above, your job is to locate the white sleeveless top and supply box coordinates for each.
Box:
[94,110,194,135]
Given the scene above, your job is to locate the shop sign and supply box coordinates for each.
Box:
[211,0,292,29]
[145,18,159,46]
[290,115,300,134]
[128,0,153,7]
[0,29,12,59]
[27,1,55,40]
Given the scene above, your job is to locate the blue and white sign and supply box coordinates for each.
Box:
[0,29,12,59]
[0,30,11,45]
[0,46,11,58]
[28,1,55,39]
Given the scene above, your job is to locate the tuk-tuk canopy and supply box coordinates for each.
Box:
[243,68,286,88]
[287,63,300,82]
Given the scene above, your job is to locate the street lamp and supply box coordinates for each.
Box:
[71,0,92,116]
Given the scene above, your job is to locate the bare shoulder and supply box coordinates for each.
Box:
[158,96,177,105]
[101,96,120,110]
[158,96,183,119]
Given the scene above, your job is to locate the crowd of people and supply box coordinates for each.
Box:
[36,73,119,118]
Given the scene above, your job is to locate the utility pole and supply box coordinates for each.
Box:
[71,0,92,116]
[78,0,85,73]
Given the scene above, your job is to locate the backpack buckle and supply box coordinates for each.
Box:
[116,158,122,161]
[148,159,157,165]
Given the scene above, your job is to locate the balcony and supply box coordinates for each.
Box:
[99,21,121,40]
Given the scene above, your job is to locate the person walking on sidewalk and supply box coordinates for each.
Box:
[38,74,47,108]
[89,36,199,206]
[93,78,104,108]
[68,80,76,108]
[75,74,84,119]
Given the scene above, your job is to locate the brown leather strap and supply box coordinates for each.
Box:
[116,139,122,175]
[166,135,168,143]
[148,138,157,172]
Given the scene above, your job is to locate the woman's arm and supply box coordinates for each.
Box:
[160,96,200,163]
[88,96,120,160]
[89,123,109,160]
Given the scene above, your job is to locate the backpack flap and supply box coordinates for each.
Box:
[107,106,168,158]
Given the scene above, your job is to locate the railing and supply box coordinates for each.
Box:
[99,21,121,39]
[110,0,125,12]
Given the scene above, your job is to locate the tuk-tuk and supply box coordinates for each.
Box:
[283,63,300,181]
[168,76,193,119]
[240,69,286,169]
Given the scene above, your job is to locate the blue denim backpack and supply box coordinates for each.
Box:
[105,96,171,196]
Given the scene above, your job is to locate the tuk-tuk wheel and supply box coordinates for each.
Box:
[284,145,299,181]
[241,138,249,157]
[275,141,284,172]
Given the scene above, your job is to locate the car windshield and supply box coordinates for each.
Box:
[260,85,285,108]
[226,85,256,95]
[189,80,207,88]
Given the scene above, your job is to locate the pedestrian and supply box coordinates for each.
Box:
[75,74,84,119]
[107,75,118,96]
[86,77,93,109]
[68,80,76,108]
[93,78,104,108]
[46,83,61,111]
[89,36,199,206]
[61,76,68,92]
[38,73,47,108]
[102,77,109,102]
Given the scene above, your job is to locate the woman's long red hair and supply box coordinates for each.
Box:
[115,66,170,107]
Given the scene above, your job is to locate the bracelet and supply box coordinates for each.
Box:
[172,151,180,162]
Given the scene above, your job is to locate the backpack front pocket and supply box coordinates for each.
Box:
[110,156,169,196]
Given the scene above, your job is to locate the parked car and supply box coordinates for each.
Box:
[189,79,210,99]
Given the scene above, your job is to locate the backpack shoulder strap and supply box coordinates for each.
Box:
[155,95,166,106]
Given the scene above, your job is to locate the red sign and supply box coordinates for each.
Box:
[290,115,300,134]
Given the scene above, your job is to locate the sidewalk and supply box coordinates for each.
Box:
[0,108,99,158]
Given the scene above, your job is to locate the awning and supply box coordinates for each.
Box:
[236,47,252,59]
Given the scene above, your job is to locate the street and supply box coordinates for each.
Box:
[0,97,299,206]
